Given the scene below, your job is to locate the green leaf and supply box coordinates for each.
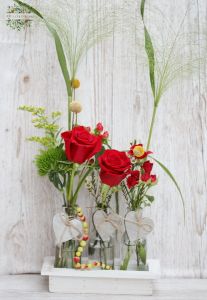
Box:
[151,156,185,218]
[140,0,155,98]
[13,0,71,98]
[140,0,146,19]
[145,195,155,203]
[13,0,43,19]
[120,246,131,270]
[144,27,155,97]
[138,244,146,265]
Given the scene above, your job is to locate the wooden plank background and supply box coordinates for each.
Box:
[0,0,207,277]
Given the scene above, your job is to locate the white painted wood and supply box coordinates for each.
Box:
[1,275,207,300]
[0,0,207,278]
[41,257,160,295]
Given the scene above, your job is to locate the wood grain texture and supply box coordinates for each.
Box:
[0,0,207,277]
[1,275,207,300]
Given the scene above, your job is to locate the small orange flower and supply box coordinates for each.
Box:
[129,144,152,159]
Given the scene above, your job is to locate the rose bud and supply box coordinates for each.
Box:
[96,122,104,132]
[69,101,82,113]
[71,78,80,89]
[102,131,109,139]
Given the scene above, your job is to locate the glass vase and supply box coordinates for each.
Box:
[88,236,115,269]
[88,209,115,269]
[120,233,148,271]
[54,206,80,268]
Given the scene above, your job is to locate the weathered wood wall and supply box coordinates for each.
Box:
[0,0,207,277]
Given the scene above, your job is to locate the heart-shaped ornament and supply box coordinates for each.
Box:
[53,212,83,245]
[93,210,123,241]
[125,210,154,242]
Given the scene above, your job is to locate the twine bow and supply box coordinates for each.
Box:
[53,212,83,258]
[124,209,154,241]
[96,212,123,232]
[93,210,124,241]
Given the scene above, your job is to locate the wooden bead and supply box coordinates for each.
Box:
[71,79,80,89]
[80,241,86,247]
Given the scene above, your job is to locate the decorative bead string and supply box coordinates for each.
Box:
[73,207,113,270]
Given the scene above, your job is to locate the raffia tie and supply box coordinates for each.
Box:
[96,212,123,233]
[108,208,153,235]
[123,211,154,234]
[58,213,83,259]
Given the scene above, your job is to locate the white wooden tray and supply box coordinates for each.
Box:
[41,256,160,296]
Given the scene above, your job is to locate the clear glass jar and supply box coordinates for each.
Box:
[136,239,148,271]
[54,206,80,268]
[88,208,115,269]
[88,235,115,269]
[120,234,148,271]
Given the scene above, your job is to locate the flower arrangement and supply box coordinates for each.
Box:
[11,0,198,272]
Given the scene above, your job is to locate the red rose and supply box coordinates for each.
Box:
[127,170,140,189]
[142,161,153,174]
[61,126,102,164]
[129,144,152,159]
[98,149,131,187]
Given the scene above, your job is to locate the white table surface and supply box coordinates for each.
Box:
[0,275,207,300]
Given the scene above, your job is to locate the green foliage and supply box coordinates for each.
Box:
[35,147,67,176]
[120,245,131,270]
[141,0,155,97]
[19,105,62,148]
[137,242,146,265]
[35,146,73,191]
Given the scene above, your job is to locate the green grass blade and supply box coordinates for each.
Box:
[13,0,43,18]
[44,21,72,97]
[13,0,71,98]
[140,0,146,19]
[144,27,155,97]
[151,156,185,218]
[140,0,155,97]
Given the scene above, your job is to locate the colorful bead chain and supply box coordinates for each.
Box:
[73,207,113,270]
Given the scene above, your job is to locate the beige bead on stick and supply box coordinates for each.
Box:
[69,101,82,113]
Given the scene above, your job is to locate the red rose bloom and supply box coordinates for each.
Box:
[129,144,152,159]
[142,161,153,174]
[61,126,102,164]
[98,149,131,187]
[127,170,140,189]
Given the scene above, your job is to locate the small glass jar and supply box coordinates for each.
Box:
[87,208,115,269]
[54,240,78,268]
[136,239,148,271]
[54,206,80,268]
[88,235,115,269]
[120,234,148,271]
